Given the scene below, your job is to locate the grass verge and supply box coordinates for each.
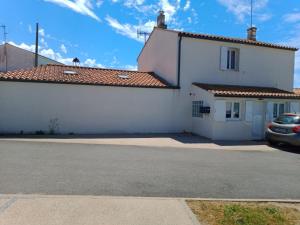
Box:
[186,200,300,225]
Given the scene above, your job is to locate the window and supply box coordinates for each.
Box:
[220,47,239,71]
[192,101,203,118]
[273,103,285,118]
[226,101,240,119]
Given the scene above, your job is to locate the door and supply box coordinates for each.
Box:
[252,102,264,140]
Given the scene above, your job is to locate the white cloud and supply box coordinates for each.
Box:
[124,64,137,70]
[159,0,177,22]
[83,58,105,67]
[283,13,300,23]
[44,0,101,22]
[39,28,45,37]
[60,44,67,54]
[217,0,269,22]
[96,0,103,7]
[105,15,155,42]
[183,0,190,11]
[8,41,103,68]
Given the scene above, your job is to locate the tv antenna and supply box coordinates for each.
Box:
[250,0,253,27]
[0,25,8,43]
[137,29,150,43]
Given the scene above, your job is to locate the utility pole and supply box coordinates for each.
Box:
[34,23,39,67]
[1,25,8,72]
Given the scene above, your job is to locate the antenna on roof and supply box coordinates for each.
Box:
[1,25,8,72]
[34,23,39,67]
[250,0,253,28]
[0,25,8,43]
[137,29,150,43]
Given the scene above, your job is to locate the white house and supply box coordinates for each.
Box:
[0,43,62,72]
[0,12,299,140]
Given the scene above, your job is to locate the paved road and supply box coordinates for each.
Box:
[0,141,299,199]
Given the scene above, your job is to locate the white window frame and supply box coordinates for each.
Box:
[220,47,239,71]
[226,101,241,120]
[273,103,285,118]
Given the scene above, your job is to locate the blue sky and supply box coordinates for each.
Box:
[0,0,300,86]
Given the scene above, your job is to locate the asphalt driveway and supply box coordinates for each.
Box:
[0,140,299,199]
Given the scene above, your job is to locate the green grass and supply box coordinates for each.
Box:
[186,201,300,225]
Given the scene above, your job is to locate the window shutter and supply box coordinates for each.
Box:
[290,102,300,113]
[214,100,226,122]
[245,101,253,122]
[220,47,228,70]
[266,102,273,122]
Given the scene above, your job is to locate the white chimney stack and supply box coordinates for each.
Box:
[247,27,257,41]
[157,10,167,29]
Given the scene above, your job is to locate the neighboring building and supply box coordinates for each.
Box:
[0,12,299,140]
[0,43,63,72]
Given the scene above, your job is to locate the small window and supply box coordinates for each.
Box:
[226,101,240,120]
[273,103,285,118]
[221,47,239,71]
[227,48,238,70]
[192,101,203,118]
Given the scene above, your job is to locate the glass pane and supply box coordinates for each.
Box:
[226,102,232,118]
[279,104,285,116]
[231,51,236,69]
[227,50,230,69]
[273,103,278,118]
[233,102,240,118]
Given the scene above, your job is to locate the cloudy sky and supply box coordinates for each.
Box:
[0,0,300,86]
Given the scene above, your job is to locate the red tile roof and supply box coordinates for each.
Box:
[294,88,300,95]
[160,28,298,51]
[0,65,173,88]
[194,83,300,99]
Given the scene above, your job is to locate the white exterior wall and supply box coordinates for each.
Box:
[180,38,295,92]
[138,29,178,86]
[0,81,186,134]
[191,85,215,138]
[0,44,61,72]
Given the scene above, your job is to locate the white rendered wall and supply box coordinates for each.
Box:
[180,38,295,92]
[0,81,186,134]
[138,28,179,86]
[0,44,61,72]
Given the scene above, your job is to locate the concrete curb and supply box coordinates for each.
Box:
[1,194,300,203]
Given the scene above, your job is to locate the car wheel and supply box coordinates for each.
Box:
[267,140,278,146]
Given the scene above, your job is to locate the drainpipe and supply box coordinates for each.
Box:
[177,34,182,88]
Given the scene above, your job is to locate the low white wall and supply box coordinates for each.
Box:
[0,81,186,134]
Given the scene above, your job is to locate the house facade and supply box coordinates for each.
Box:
[0,14,299,140]
[0,43,62,72]
[138,27,300,140]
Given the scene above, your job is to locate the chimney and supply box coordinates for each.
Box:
[157,10,167,29]
[247,26,257,41]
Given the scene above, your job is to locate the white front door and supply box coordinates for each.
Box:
[252,102,264,140]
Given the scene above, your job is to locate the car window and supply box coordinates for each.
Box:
[275,115,300,124]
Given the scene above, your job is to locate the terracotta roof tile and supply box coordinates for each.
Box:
[294,88,300,95]
[194,83,300,99]
[0,65,173,88]
[161,28,298,51]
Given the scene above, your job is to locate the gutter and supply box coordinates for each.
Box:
[177,34,182,88]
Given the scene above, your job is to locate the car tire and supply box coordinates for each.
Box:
[267,140,277,146]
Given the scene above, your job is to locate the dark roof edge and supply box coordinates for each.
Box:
[213,93,300,100]
[177,31,298,51]
[0,78,179,89]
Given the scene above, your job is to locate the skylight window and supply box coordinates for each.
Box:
[64,70,77,75]
[118,74,129,79]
